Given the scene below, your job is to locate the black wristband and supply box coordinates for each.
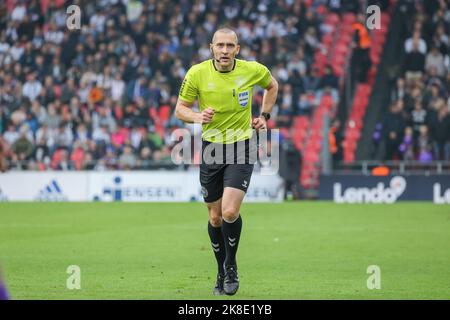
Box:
[261,112,271,121]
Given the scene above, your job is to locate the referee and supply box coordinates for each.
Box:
[175,28,278,295]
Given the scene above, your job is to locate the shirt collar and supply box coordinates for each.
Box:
[211,59,236,73]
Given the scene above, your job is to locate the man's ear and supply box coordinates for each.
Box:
[236,44,240,55]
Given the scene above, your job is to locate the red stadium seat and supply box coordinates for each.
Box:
[325,13,339,25]
[342,13,356,24]
[70,148,85,170]
[322,33,334,45]
[158,105,172,123]
[294,116,309,129]
[149,107,158,121]
[50,149,64,169]
[304,151,320,163]
[54,85,62,98]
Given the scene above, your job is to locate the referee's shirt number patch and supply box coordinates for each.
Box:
[238,90,250,107]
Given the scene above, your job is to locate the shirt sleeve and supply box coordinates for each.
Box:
[178,66,198,103]
[253,62,273,89]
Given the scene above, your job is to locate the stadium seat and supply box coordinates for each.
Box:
[50,149,64,169]
[325,13,339,25]
[158,105,172,124]
[342,13,356,24]
[149,107,158,121]
[70,148,85,170]
[294,116,309,128]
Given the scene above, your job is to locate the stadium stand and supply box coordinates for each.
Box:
[1,0,447,197]
[355,0,450,164]
[0,0,355,177]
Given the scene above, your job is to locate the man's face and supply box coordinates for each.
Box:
[210,32,240,68]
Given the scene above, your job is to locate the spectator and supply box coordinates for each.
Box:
[111,72,125,102]
[276,102,294,128]
[399,126,415,161]
[11,1,26,22]
[44,103,61,130]
[432,23,449,55]
[404,40,426,83]
[430,106,450,161]
[351,13,372,83]
[92,103,116,132]
[391,77,407,102]
[287,51,307,75]
[279,140,301,200]
[329,119,343,169]
[54,123,73,151]
[302,66,321,92]
[383,101,406,160]
[405,30,427,54]
[22,72,42,102]
[119,144,137,169]
[297,93,314,116]
[75,123,90,146]
[33,136,50,166]
[3,123,19,146]
[416,125,433,162]
[55,149,73,171]
[318,65,338,90]
[92,125,111,145]
[410,100,427,139]
[280,84,294,111]
[425,46,446,77]
[12,129,33,161]
[60,78,77,104]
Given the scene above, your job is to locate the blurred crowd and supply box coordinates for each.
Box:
[377,0,450,162]
[0,0,363,171]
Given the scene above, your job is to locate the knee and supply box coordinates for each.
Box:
[208,207,223,227]
[209,215,223,227]
[222,207,239,223]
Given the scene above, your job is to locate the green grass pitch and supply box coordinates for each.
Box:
[0,202,449,299]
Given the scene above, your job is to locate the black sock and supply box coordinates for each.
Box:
[208,221,226,275]
[222,215,242,267]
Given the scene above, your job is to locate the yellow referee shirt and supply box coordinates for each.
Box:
[178,59,272,144]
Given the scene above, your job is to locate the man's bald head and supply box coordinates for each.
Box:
[210,28,240,71]
[211,28,239,44]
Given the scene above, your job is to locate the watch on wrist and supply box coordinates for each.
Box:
[261,112,271,121]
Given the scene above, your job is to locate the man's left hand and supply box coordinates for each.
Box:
[252,116,267,131]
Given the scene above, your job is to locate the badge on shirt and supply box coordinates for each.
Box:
[238,90,249,107]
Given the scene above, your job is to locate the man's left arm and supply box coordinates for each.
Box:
[253,76,278,130]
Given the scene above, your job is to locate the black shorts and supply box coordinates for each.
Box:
[200,139,256,203]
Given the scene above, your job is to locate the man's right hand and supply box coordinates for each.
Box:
[197,107,215,124]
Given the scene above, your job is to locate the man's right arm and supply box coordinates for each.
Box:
[175,66,214,124]
[175,99,214,124]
